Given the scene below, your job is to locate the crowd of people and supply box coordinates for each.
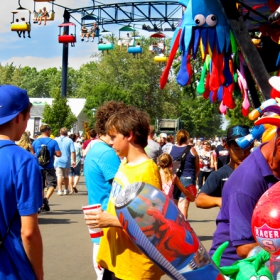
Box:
[1,85,278,280]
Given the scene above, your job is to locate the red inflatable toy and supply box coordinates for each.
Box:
[252,182,280,255]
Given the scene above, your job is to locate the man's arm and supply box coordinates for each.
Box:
[195,170,222,209]
[236,243,258,258]
[214,150,218,171]
[21,214,44,280]
[195,192,221,208]
[191,147,200,178]
[85,210,123,228]
[55,150,61,157]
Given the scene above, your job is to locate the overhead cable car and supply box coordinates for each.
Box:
[11,2,31,37]
[98,30,114,52]
[118,26,136,51]
[58,22,76,47]
[149,32,168,63]
[127,35,143,56]
[33,0,55,22]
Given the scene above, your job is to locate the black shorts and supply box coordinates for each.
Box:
[41,168,57,189]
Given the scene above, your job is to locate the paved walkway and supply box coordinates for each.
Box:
[39,178,219,280]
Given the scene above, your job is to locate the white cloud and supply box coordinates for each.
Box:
[1,54,95,70]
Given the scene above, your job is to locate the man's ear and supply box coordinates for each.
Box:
[14,113,21,124]
[127,131,134,142]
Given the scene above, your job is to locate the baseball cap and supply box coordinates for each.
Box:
[160,133,167,138]
[227,125,250,143]
[0,85,30,125]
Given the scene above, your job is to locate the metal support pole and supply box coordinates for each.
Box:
[61,9,70,98]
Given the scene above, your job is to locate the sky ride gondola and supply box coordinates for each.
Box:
[149,32,167,62]
[11,1,31,36]
[118,25,136,50]
[58,22,76,47]
[98,29,114,51]
[33,0,55,22]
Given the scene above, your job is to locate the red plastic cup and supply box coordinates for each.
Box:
[82,204,104,239]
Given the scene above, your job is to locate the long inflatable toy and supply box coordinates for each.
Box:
[115,182,225,280]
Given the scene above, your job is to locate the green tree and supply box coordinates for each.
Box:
[81,42,182,123]
[179,96,223,138]
[225,98,254,128]
[0,63,22,85]
[42,90,77,136]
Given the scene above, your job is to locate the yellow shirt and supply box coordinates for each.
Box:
[97,159,164,280]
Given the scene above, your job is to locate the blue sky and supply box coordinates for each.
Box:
[0,0,180,70]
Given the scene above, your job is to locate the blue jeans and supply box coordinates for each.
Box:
[173,176,195,200]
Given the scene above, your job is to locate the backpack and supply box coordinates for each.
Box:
[37,139,52,166]
[172,145,192,178]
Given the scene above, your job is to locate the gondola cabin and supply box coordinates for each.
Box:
[128,46,143,54]
[98,30,114,51]
[150,32,167,62]
[58,22,76,44]
[33,0,55,21]
[98,43,114,51]
[11,8,31,32]
[118,26,136,49]
[154,56,168,63]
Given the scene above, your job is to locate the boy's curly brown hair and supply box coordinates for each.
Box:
[95,101,127,136]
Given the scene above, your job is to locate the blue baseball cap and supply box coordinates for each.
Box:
[227,125,250,143]
[0,85,30,125]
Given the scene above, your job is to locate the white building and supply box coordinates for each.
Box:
[27,98,88,137]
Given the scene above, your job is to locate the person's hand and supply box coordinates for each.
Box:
[71,162,76,168]
[85,210,122,228]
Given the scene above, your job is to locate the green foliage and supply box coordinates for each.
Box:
[179,96,223,137]
[42,89,77,136]
[225,99,254,128]
[81,44,182,124]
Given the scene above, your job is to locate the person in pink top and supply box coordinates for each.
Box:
[157,153,195,203]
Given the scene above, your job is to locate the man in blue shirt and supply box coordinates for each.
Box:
[54,127,76,195]
[196,125,251,209]
[0,85,43,279]
[32,124,61,211]
[209,131,280,266]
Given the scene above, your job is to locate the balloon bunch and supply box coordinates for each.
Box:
[160,0,252,116]
[234,97,280,151]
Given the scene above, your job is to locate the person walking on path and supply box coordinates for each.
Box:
[0,85,43,280]
[85,106,165,280]
[84,101,126,279]
[169,129,199,218]
[68,134,82,194]
[197,140,215,190]
[145,125,162,163]
[54,128,76,195]
[33,124,61,211]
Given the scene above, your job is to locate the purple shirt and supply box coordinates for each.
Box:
[209,143,279,266]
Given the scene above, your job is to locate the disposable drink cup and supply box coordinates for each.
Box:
[82,204,104,239]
